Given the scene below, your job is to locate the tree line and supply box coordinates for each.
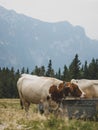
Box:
[0,54,98,98]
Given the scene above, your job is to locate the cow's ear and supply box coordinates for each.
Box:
[49,85,58,94]
[58,83,64,92]
[65,82,70,87]
[65,82,73,91]
[65,86,70,90]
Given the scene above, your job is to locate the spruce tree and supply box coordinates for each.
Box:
[32,66,40,75]
[62,65,69,81]
[69,54,81,79]
[40,66,45,76]
[88,58,98,79]
[83,61,89,78]
[56,68,61,79]
[46,59,54,77]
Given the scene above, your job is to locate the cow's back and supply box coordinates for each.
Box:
[71,79,98,98]
[17,75,63,104]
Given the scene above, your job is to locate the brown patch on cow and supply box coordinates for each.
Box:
[58,83,65,91]
[49,82,83,102]
[66,82,82,97]
[49,85,59,102]
[49,83,70,103]
[49,85,58,94]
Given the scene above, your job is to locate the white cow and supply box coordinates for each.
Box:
[17,74,85,115]
[71,79,98,98]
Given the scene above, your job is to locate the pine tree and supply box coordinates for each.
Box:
[96,59,98,78]
[32,66,40,75]
[0,68,3,97]
[88,58,98,79]
[62,65,69,81]
[26,68,29,74]
[56,68,61,79]
[40,66,46,76]
[83,61,89,78]
[21,67,25,74]
[69,54,81,79]
[46,59,54,77]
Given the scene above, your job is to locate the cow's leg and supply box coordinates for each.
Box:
[38,102,44,114]
[20,99,24,109]
[55,107,64,118]
[24,101,30,117]
[43,101,50,116]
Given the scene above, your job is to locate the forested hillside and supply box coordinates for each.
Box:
[0,54,98,98]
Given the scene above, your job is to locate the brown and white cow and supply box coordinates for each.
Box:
[71,79,98,98]
[17,74,85,115]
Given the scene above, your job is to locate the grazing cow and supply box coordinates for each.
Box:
[38,81,86,114]
[17,74,85,115]
[71,79,98,98]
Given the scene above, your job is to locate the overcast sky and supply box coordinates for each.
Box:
[0,0,98,39]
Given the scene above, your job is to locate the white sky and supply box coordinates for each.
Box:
[0,0,98,39]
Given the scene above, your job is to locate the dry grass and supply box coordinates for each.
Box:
[0,99,47,130]
[0,99,98,130]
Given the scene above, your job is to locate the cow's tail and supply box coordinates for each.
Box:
[17,77,24,109]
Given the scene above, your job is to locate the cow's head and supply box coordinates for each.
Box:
[49,83,69,103]
[49,82,85,103]
[65,82,85,98]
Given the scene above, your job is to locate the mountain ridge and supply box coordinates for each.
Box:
[0,6,98,71]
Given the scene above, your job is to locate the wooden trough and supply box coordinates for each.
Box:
[62,98,98,120]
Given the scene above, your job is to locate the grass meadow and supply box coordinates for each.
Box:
[0,99,98,130]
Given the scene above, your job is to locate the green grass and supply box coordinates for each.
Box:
[0,99,98,130]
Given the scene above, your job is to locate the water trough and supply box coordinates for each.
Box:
[62,98,98,120]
